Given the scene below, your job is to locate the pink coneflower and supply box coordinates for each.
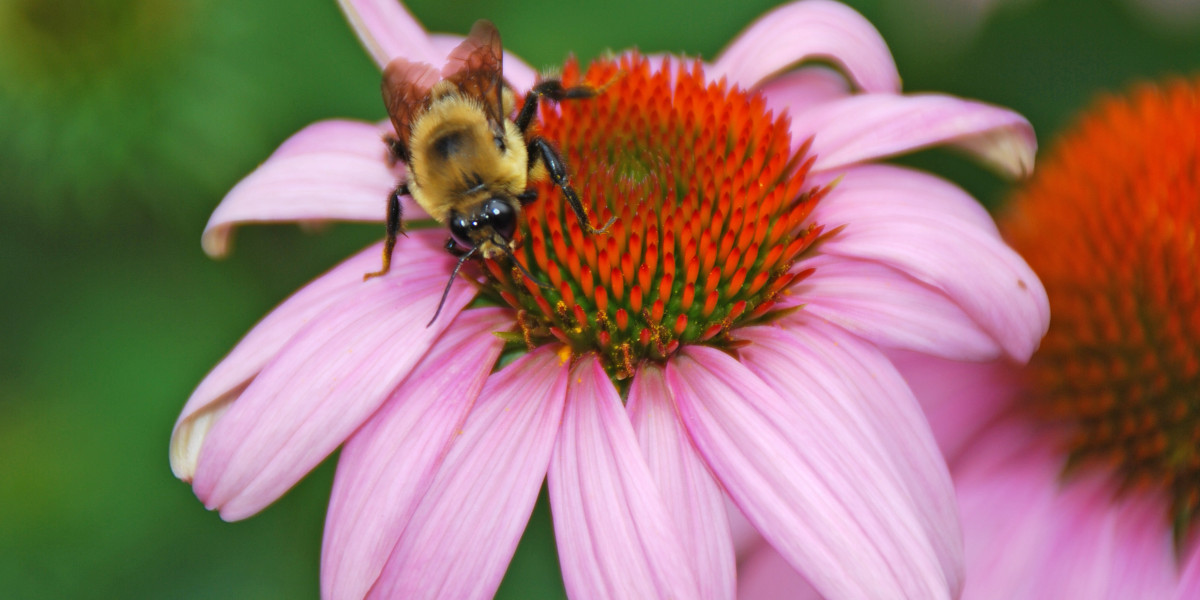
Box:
[169,0,1048,598]
[737,79,1200,598]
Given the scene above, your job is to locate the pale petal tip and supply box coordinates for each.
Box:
[169,437,196,482]
[169,401,231,482]
[169,421,202,482]
[967,122,1038,180]
[201,225,231,258]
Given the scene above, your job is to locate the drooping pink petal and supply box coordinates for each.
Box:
[626,364,735,600]
[758,66,852,120]
[668,346,957,600]
[794,93,1036,178]
[737,320,964,597]
[809,164,1049,362]
[791,254,1003,361]
[1100,495,1178,600]
[366,347,568,599]
[170,239,395,481]
[886,349,1022,460]
[711,0,900,94]
[428,34,538,92]
[337,0,439,68]
[548,356,701,600]
[949,439,1063,599]
[1178,545,1200,600]
[953,424,1176,599]
[320,308,510,600]
[202,119,419,258]
[191,234,476,520]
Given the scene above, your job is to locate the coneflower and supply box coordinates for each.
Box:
[170,1,1048,598]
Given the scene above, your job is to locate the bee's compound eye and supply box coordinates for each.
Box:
[481,198,516,241]
[449,212,473,247]
[493,135,506,153]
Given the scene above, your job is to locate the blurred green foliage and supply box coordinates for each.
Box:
[0,0,1197,597]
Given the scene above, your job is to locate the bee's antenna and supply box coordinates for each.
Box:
[428,246,478,328]
[496,236,551,289]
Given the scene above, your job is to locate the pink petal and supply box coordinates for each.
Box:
[818,160,1002,236]
[171,233,443,481]
[1179,545,1200,600]
[737,320,963,598]
[202,119,418,258]
[886,349,1021,460]
[810,164,1049,362]
[738,542,822,600]
[548,356,701,600]
[795,93,1037,179]
[191,233,476,520]
[954,425,1176,599]
[668,346,958,599]
[428,33,538,92]
[627,364,735,600]
[758,66,852,120]
[366,346,568,599]
[712,0,900,94]
[726,496,763,557]
[1101,496,1178,600]
[320,308,510,600]
[952,429,1072,600]
[791,254,1003,360]
[337,0,438,68]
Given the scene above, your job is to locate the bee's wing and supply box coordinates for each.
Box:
[382,58,441,139]
[442,19,505,128]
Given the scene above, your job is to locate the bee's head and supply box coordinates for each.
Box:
[433,194,546,329]
[449,197,518,252]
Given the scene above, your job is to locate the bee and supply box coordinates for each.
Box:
[363,19,614,324]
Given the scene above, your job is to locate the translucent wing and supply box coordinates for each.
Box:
[381,58,442,139]
[442,19,505,127]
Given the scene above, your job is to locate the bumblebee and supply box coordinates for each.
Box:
[363,20,613,323]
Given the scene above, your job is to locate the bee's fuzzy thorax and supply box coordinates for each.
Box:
[406,95,528,224]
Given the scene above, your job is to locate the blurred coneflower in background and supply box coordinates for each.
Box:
[739,76,1200,600]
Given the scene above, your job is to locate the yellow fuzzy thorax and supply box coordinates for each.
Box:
[406,85,529,258]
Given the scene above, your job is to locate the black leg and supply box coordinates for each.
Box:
[363,184,407,280]
[515,80,604,133]
[529,138,614,235]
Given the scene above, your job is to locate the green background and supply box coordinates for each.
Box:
[2,0,1197,597]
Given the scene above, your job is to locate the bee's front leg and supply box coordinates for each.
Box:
[514,80,604,133]
[363,184,407,281]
